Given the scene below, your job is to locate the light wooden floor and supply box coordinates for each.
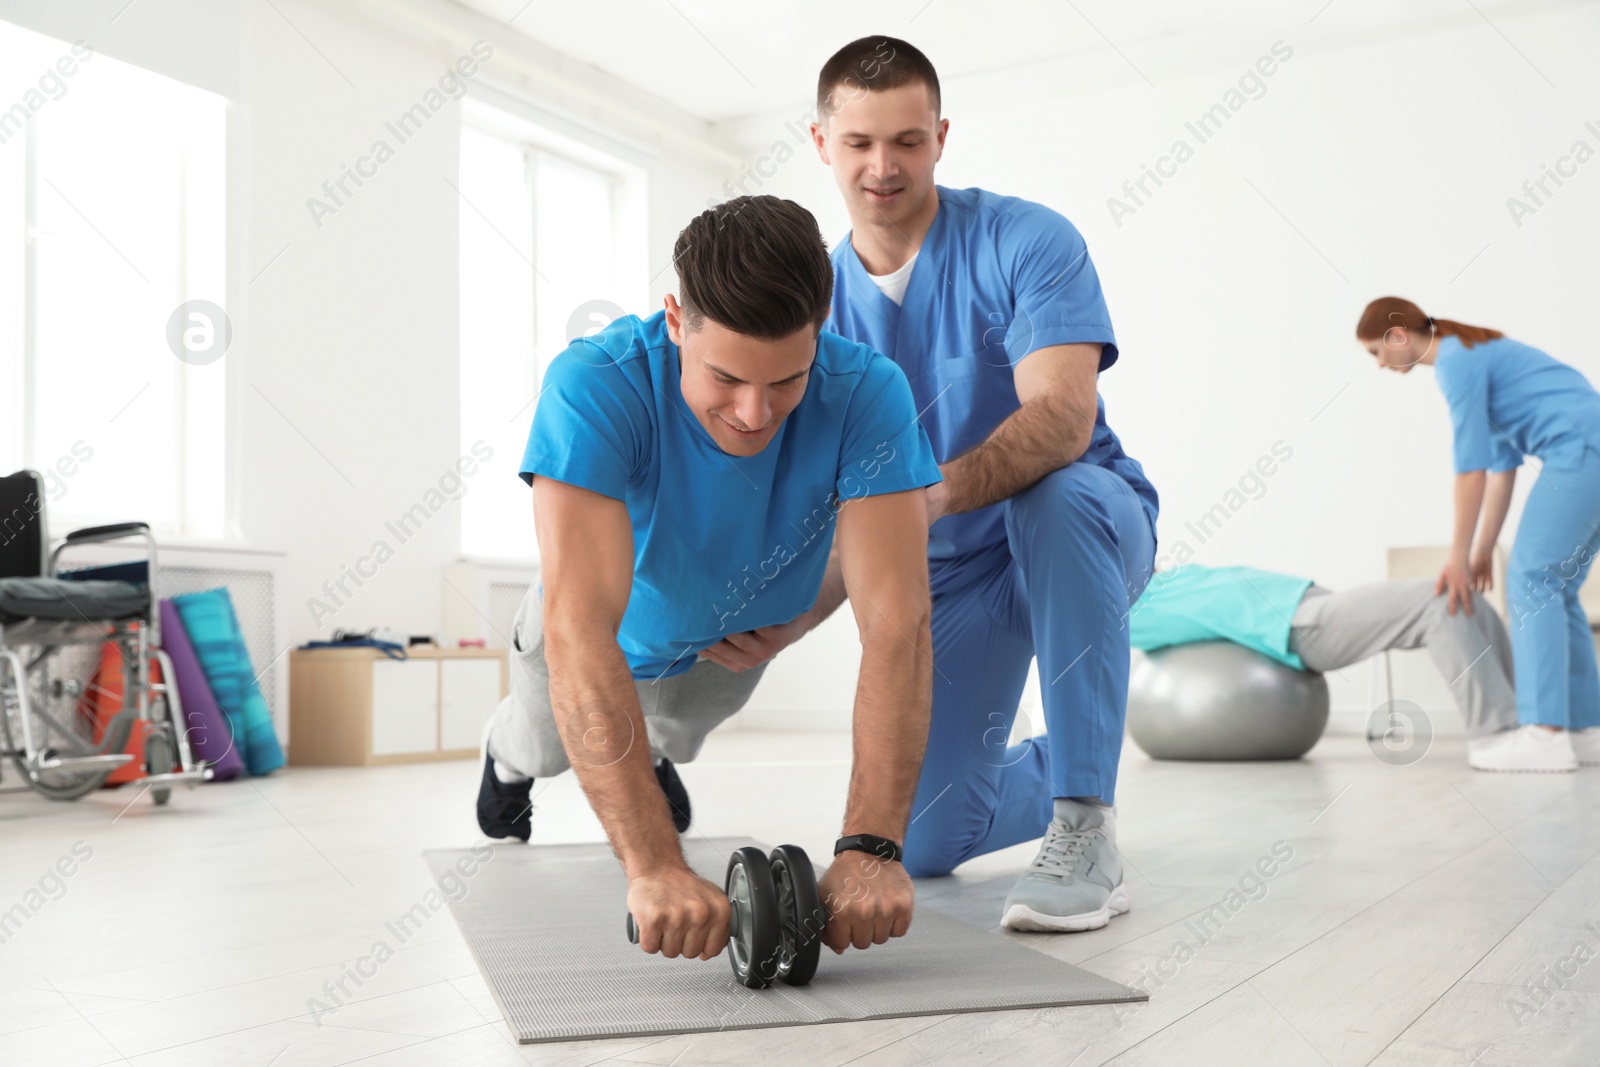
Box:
[2,729,1597,1066]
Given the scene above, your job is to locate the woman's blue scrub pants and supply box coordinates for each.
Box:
[902,463,1156,878]
[1505,445,1600,729]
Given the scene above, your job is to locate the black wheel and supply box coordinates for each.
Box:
[725,846,780,988]
[145,726,174,806]
[769,844,824,986]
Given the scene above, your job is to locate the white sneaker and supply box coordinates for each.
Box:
[1467,725,1578,773]
[1571,727,1600,766]
[1001,800,1129,933]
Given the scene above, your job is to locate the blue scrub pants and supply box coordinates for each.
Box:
[902,463,1156,878]
[1505,445,1600,729]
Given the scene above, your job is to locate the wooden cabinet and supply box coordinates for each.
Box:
[289,647,507,766]
[440,657,504,750]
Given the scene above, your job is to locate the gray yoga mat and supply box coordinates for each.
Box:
[424,836,1147,1044]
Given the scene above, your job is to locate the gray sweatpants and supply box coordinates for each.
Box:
[485,587,769,779]
[1287,579,1517,738]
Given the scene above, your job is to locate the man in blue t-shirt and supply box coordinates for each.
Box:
[702,38,1158,934]
[478,195,943,965]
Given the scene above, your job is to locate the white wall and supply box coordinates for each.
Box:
[716,4,1600,732]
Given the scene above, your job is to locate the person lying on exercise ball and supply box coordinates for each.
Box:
[476,195,943,964]
[1127,562,1528,770]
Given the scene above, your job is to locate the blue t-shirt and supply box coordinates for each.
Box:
[520,311,942,680]
[1434,334,1600,474]
[1128,564,1315,670]
[825,185,1159,560]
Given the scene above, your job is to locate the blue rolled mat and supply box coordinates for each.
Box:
[171,588,285,776]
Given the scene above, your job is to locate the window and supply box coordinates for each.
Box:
[0,21,228,540]
[458,107,642,561]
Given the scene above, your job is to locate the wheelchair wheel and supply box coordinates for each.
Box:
[146,726,174,805]
[1,725,114,800]
[145,678,178,806]
[1,650,116,801]
[145,726,173,809]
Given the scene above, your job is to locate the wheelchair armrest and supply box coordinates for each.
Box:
[49,526,161,648]
[63,522,151,545]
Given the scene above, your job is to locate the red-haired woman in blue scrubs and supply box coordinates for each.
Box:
[1357,297,1600,771]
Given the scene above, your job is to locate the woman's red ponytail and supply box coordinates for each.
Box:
[1356,297,1503,349]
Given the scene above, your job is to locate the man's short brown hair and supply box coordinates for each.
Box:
[673,196,833,340]
[816,36,941,123]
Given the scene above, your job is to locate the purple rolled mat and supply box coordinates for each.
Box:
[159,598,246,781]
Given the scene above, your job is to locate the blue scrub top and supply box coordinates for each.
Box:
[521,311,942,680]
[824,185,1158,560]
[1434,334,1600,474]
[1127,564,1315,670]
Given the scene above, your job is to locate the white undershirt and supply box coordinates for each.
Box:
[865,251,918,306]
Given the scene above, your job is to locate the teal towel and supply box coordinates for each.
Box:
[1129,564,1315,671]
[172,587,285,776]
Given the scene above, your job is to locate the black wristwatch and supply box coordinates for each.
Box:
[834,833,903,864]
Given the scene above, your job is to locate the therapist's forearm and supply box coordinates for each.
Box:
[840,619,932,842]
[1449,471,1487,561]
[942,392,1091,515]
[1475,470,1516,555]
[544,626,685,879]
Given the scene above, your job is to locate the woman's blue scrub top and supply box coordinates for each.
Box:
[1434,334,1600,474]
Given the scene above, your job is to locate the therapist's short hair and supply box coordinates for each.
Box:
[817,36,941,121]
[673,196,833,340]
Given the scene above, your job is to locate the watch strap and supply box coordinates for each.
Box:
[834,833,903,864]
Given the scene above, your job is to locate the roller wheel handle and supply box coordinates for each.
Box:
[623,844,805,991]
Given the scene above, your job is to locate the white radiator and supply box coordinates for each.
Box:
[487,580,530,647]
[59,541,290,740]
[441,561,535,649]
[156,563,284,714]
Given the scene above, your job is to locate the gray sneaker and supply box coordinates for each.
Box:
[1001,799,1129,932]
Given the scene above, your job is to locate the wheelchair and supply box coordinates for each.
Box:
[0,469,211,803]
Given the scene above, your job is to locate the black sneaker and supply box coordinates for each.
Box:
[655,757,691,833]
[477,752,532,842]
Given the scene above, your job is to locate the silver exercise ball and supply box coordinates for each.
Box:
[1127,641,1329,761]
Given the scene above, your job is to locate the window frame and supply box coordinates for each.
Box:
[1,29,232,545]
[457,95,647,565]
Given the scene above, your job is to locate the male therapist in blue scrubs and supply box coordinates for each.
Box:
[701,37,1159,933]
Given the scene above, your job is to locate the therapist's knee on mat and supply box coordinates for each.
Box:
[902,814,985,878]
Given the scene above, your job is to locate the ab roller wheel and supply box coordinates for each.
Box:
[724,846,782,987]
[626,843,824,988]
[768,844,823,985]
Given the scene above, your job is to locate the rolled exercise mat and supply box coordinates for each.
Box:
[159,599,246,781]
[423,836,1146,1044]
[172,588,284,776]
